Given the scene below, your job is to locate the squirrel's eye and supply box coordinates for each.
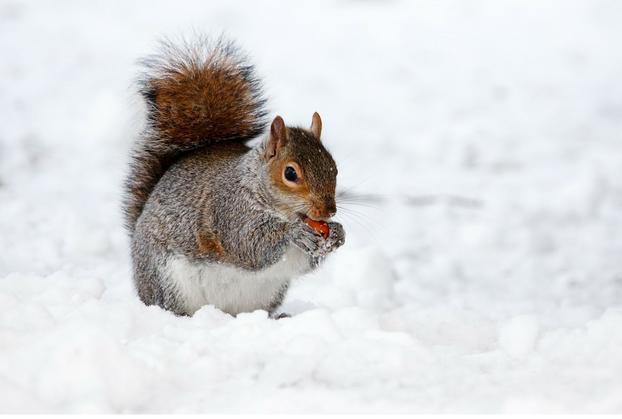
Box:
[284,166,298,182]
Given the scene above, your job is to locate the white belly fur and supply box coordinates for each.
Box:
[165,246,310,316]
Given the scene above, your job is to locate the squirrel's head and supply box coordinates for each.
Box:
[264,113,338,222]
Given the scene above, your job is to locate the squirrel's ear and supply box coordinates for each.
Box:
[310,112,322,139]
[266,116,288,161]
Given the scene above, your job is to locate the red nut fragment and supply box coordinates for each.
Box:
[304,218,329,239]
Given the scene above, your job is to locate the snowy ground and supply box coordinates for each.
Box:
[2,0,622,414]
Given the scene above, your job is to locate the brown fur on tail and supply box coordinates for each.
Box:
[124,36,268,234]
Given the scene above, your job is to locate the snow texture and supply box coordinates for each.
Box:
[2,0,622,414]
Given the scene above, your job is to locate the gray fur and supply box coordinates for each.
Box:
[131,141,345,316]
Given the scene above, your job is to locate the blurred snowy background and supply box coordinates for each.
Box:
[2,0,622,413]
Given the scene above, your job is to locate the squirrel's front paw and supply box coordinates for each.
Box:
[323,221,345,252]
[291,220,345,262]
[291,222,324,257]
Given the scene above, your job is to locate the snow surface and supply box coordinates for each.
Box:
[2,0,622,414]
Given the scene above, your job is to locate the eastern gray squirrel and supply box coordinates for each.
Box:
[123,36,345,317]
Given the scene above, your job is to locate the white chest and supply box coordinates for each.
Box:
[165,246,311,316]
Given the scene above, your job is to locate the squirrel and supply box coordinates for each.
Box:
[123,36,345,317]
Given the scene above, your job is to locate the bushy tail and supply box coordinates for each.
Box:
[124,36,268,234]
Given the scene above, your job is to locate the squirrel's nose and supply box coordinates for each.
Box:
[323,201,337,219]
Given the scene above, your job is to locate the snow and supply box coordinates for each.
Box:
[2,0,622,414]
[498,314,540,358]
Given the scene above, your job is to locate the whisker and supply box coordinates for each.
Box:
[337,200,386,213]
[337,207,386,236]
[334,211,385,251]
[336,151,355,168]
[336,169,383,199]
[337,206,387,230]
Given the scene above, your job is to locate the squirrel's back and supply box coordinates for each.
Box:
[124,36,268,234]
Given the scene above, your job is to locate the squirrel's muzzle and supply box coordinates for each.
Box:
[310,199,336,221]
